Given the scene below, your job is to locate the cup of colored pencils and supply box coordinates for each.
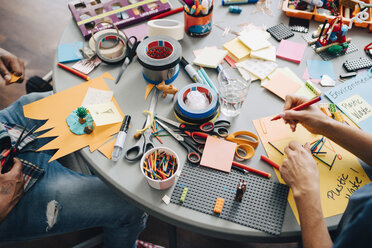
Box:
[140,147,179,190]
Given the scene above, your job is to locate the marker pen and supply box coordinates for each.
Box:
[180,57,204,84]
[112,115,131,162]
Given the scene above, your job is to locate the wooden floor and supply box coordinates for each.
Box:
[0,1,298,247]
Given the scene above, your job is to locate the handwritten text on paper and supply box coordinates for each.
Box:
[339,94,372,123]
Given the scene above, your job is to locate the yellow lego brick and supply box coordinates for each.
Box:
[214,198,225,214]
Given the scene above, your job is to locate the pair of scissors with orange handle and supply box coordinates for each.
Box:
[225,131,259,160]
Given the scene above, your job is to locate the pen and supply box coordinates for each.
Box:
[260,155,280,170]
[112,115,131,162]
[149,6,184,20]
[271,96,322,121]
[57,62,90,81]
[180,57,204,84]
[232,161,271,179]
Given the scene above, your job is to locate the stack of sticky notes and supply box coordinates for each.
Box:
[262,67,320,100]
[193,47,228,68]
[236,58,278,81]
[276,39,306,64]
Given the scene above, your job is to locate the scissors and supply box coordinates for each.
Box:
[114,36,140,84]
[155,115,231,138]
[225,131,259,160]
[124,90,157,162]
[1,121,36,174]
[155,119,201,164]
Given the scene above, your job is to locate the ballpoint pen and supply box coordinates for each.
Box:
[112,115,131,161]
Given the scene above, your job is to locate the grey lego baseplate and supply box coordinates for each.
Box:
[170,162,289,235]
[302,34,358,61]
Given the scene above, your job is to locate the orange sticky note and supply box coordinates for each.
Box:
[200,136,236,173]
[263,71,301,100]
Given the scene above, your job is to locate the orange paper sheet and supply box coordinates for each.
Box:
[253,116,370,223]
[23,73,124,162]
[200,136,237,173]
[263,71,301,100]
[98,138,116,160]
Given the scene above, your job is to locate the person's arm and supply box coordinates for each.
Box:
[0,158,24,222]
[281,95,372,166]
[0,48,25,84]
[280,141,333,248]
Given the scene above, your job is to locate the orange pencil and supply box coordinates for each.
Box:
[261,155,280,170]
[271,96,322,121]
[57,63,90,81]
[232,161,271,179]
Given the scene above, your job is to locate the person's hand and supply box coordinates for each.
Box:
[280,95,330,134]
[0,158,24,222]
[279,141,319,198]
[0,54,25,84]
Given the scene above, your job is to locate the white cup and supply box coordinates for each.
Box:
[140,147,179,190]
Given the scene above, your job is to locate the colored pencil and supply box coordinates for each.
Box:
[149,6,184,20]
[232,161,271,179]
[260,155,280,170]
[57,63,90,81]
[268,141,284,155]
[271,96,322,121]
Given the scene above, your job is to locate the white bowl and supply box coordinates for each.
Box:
[140,147,180,190]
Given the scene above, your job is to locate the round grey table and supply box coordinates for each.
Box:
[53,1,372,245]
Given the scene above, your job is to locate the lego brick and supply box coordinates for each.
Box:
[170,162,289,235]
[267,23,294,41]
[343,57,372,72]
[180,187,188,203]
[214,198,225,214]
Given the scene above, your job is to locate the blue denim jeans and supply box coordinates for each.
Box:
[0,92,147,248]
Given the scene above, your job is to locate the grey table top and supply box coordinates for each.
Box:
[53,1,372,242]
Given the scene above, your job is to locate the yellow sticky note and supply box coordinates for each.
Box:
[339,95,372,123]
[87,102,123,126]
[223,38,251,61]
[250,46,276,62]
[193,47,228,69]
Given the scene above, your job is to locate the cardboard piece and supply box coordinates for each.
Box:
[23,73,124,162]
[200,136,237,173]
[253,115,370,224]
[98,138,116,159]
[193,47,228,69]
[325,69,372,133]
[122,23,148,43]
[58,41,84,63]
[307,60,336,80]
[276,40,306,64]
[81,88,113,107]
[263,71,301,100]
[222,38,251,61]
[250,46,276,62]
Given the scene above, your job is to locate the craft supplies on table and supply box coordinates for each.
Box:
[276,39,306,64]
[57,63,90,81]
[95,31,129,64]
[184,4,213,37]
[136,36,182,85]
[140,147,179,190]
[253,114,370,224]
[58,41,84,63]
[170,162,289,235]
[68,0,172,40]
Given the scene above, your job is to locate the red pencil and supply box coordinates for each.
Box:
[260,155,280,170]
[149,7,184,20]
[232,161,271,179]
[57,63,90,81]
[271,96,322,121]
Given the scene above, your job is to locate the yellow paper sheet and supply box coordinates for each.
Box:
[253,116,370,224]
[23,73,124,162]
[222,38,251,61]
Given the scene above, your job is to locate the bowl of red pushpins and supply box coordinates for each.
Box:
[140,147,179,190]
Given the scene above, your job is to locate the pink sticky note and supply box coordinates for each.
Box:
[200,136,237,173]
[276,40,306,64]
[264,71,301,100]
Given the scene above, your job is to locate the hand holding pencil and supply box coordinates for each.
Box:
[276,95,330,134]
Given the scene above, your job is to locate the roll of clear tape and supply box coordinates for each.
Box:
[147,19,184,41]
[95,32,127,64]
[89,29,127,61]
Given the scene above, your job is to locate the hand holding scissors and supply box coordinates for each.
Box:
[115,36,140,84]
